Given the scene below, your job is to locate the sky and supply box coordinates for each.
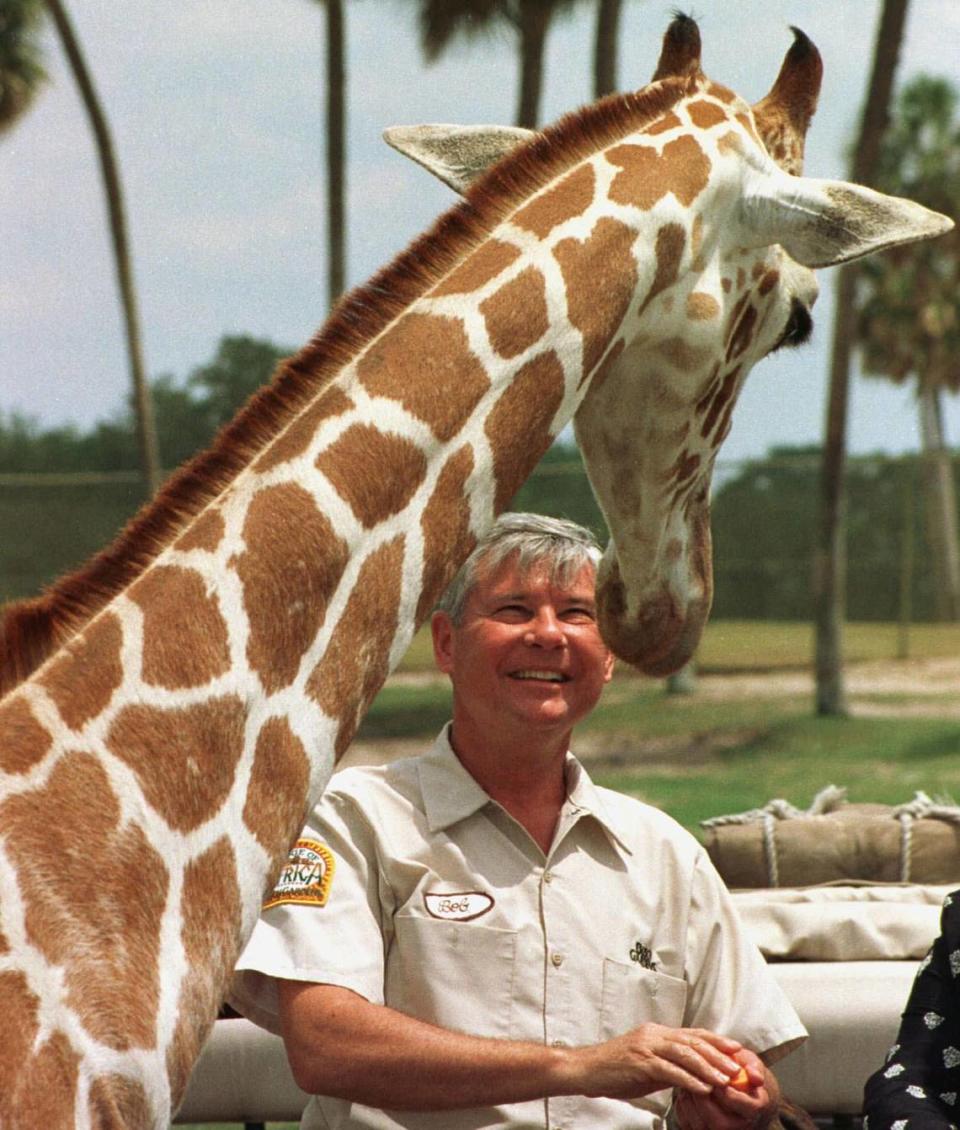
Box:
[1,0,959,469]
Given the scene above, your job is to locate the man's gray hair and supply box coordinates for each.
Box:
[436,513,602,626]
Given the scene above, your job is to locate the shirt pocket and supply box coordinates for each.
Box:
[598,956,688,1041]
[387,915,518,1039]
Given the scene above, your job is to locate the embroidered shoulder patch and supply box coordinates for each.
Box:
[263,839,335,910]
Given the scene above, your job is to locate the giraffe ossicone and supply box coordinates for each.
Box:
[0,15,952,1127]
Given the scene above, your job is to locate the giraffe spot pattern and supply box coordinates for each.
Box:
[638,224,687,319]
[726,302,758,363]
[607,135,712,212]
[88,1075,153,1127]
[130,565,231,690]
[554,217,638,378]
[700,365,743,442]
[758,269,780,295]
[234,482,349,694]
[686,292,720,320]
[669,450,702,489]
[316,423,428,529]
[253,387,354,473]
[485,351,566,514]
[644,111,682,136]
[513,163,596,239]
[479,266,550,359]
[0,753,168,1051]
[417,445,476,626]
[174,507,226,553]
[0,978,81,1130]
[687,100,728,129]
[167,837,242,1106]
[716,130,746,161]
[0,694,52,774]
[37,611,124,732]
[431,239,521,297]
[583,337,626,393]
[658,336,711,371]
[357,313,490,442]
[707,82,738,105]
[307,535,405,759]
[736,111,762,146]
[107,696,246,832]
[242,716,311,859]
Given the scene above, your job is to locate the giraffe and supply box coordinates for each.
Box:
[0,15,951,1129]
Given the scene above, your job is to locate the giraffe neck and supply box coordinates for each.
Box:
[0,88,683,1123]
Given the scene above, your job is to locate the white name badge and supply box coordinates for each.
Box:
[424,891,495,921]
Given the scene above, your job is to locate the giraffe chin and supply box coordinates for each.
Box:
[596,573,712,678]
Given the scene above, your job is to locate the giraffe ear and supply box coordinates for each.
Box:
[742,175,954,268]
[383,123,536,195]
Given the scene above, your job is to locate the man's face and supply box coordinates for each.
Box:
[431,553,614,744]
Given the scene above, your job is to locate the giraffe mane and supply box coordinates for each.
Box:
[0,75,696,698]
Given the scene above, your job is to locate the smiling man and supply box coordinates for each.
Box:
[230,513,806,1130]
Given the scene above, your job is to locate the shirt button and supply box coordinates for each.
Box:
[543,870,554,884]
[551,952,565,968]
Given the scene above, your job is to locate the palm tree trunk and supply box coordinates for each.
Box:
[44,0,161,497]
[515,1,551,128]
[918,384,960,620]
[593,0,623,98]
[813,0,909,715]
[324,0,346,309]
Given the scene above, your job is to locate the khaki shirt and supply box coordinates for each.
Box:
[231,727,805,1129]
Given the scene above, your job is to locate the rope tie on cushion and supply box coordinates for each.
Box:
[701,786,847,887]
[891,792,960,882]
[703,787,960,886]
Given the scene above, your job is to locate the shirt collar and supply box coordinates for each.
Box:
[418,725,633,855]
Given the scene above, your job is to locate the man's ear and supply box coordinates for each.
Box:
[383,123,536,195]
[431,610,455,675]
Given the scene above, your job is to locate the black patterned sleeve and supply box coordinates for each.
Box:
[863,892,960,1130]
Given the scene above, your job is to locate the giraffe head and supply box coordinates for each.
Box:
[387,15,951,675]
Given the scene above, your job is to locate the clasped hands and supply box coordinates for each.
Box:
[575,1021,778,1130]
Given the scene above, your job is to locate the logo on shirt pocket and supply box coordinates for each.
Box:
[423,891,495,921]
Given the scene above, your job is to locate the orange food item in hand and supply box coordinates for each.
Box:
[728,1067,750,1091]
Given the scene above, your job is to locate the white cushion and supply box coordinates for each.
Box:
[733,883,949,960]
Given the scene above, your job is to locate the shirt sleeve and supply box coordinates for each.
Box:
[228,784,389,1035]
[863,892,960,1130]
[681,848,807,1062]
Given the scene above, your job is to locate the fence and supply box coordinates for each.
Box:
[1,452,956,626]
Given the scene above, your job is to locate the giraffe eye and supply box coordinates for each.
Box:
[771,299,814,353]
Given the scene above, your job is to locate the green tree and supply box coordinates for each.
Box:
[856,75,960,622]
[814,0,910,716]
[418,0,576,129]
[0,0,46,131]
[186,335,289,434]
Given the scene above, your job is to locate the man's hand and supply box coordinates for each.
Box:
[568,1022,747,1100]
[673,1047,781,1130]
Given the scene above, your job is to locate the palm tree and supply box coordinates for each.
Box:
[314,0,346,310]
[0,0,46,133]
[855,75,960,621]
[42,0,161,496]
[418,0,576,129]
[592,0,623,98]
[813,0,910,716]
